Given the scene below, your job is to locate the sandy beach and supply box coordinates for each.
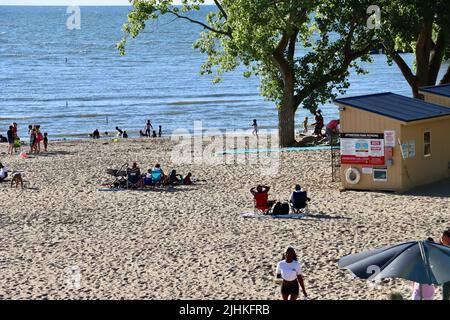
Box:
[0,137,449,300]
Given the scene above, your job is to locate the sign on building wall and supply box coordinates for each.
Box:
[340,133,385,165]
[384,130,396,147]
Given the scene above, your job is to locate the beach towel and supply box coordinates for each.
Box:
[240,212,306,219]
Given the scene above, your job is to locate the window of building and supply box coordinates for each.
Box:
[424,131,431,157]
[373,168,388,182]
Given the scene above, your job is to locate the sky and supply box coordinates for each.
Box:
[0,0,215,5]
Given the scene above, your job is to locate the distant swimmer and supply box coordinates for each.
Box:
[66,101,68,108]
[65,57,68,63]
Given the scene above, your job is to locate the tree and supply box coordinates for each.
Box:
[118,0,376,147]
[378,0,450,98]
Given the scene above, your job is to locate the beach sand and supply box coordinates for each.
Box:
[0,137,449,300]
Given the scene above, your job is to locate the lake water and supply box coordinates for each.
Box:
[0,6,448,140]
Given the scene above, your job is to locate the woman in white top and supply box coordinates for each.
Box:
[276,246,308,300]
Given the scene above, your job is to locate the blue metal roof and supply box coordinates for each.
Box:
[419,84,450,98]
[334,92,450,122]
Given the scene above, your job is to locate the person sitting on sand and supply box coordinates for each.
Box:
[152,130,157,138]
[151,164,166,185]
[0,163,8,182]
[122,131,128,138]
[250,185,275,213]
[183,172,193,185]
[276,246,308,300]
[139,130,147,137]
[92,129,100,139]
[167,169,183,186]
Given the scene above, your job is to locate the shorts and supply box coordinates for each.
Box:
[8,139,14,144]
[281,281,299,296]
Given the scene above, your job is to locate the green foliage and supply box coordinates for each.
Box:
[117,0,376,115]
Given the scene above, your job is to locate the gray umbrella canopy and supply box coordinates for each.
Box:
[338,241,450,285]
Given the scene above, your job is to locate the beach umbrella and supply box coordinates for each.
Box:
[338,241,450,285]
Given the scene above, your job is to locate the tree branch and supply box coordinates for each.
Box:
[294,43,372,109]
[382,42,418,95]
[213,0,227,19]
[167,9,231,37]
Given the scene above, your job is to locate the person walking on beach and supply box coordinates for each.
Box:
[7,125,14,155]
[252,119,258,137]
[158,125,162,138]
[144,120,153,137]
[276,246,308,300]
[440,229,450,300]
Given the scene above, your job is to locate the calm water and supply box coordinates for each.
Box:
[0,6,448,140]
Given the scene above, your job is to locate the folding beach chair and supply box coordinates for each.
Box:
[289,191,310,215]
[126,167,143,189]
[253,192,273,215]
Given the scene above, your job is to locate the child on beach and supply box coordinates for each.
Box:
[35,125,43,153]
[7,125,14,155]
[152,130,157,138]
[158,125,162,137]
[29,128,37,154]
[43,132,48,151]
[303,116,308,133]
[252,119,258,137]
[144,120,153,137]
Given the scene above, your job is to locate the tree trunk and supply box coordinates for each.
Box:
[278,98,296,147]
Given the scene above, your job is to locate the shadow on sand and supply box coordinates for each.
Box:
[403,178,450,198]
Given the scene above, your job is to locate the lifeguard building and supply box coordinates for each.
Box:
[334,92,450,192]
[419,83,450,107]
